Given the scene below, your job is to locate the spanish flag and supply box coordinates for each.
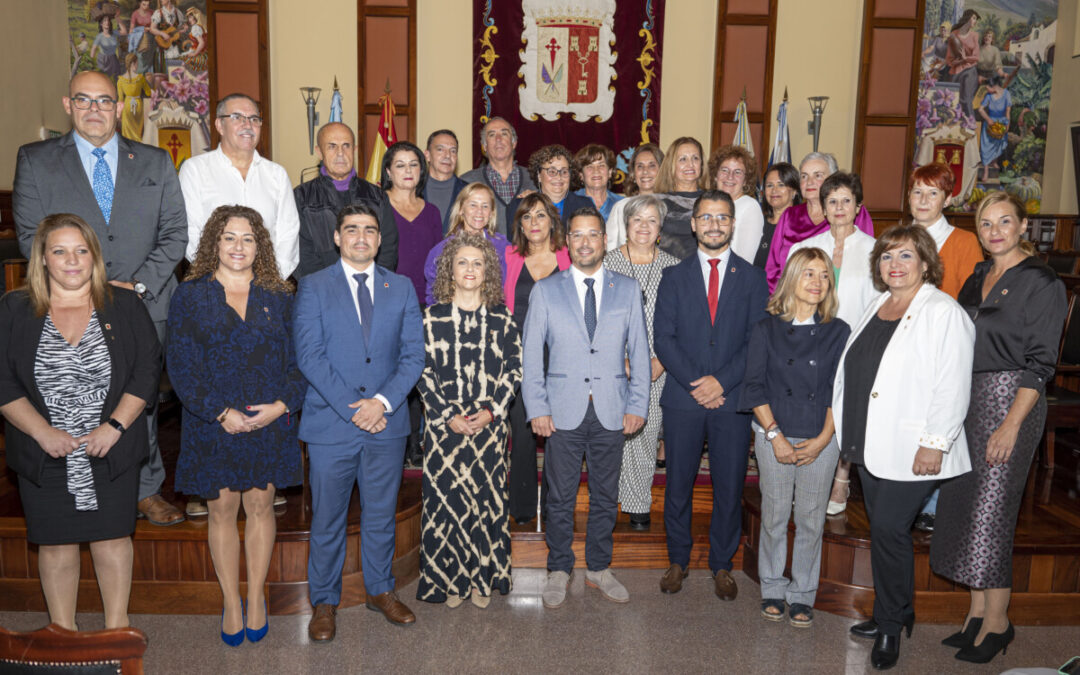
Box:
[365,92,397,184]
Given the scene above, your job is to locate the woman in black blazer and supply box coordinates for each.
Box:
[0,213,160,631]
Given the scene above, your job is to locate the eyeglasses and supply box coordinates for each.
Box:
[717,167,745,178]
[567,230,604,241]
[542,167,570,178]
[71,95,117,111]
[221,112,264,126]
[694,213,732,225]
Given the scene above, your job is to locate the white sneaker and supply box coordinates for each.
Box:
[585,568,630,603]
[542,571,571,609]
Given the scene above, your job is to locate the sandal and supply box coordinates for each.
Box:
[789,603,813,628]
[826,478,850,516]
[761,599,785,621]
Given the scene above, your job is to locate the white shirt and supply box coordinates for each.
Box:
[569,264,605,317]
[179,147,301,278]
[924,215,955,251]
[604,197,630,251]
[729,194,765,263]
[696,247,732,297]
[789,228,880,328]
[340,259,392,413]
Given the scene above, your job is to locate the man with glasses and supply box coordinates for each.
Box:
[521,206,650,609]
[13,70,187,527]
[461,117,536,236]
[179,93,300,281]
[653,189,768,600]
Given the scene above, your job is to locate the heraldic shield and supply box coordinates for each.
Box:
[518,0,617,122]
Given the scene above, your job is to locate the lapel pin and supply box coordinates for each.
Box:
[1001,289,1008,295]
[384,282,389,288]
[730,267,736,273]
[104,323,112,330]
[608,282,614,288]
[127,153,134,159]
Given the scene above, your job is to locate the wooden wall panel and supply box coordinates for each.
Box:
[209,0,271,157]
[866,28,915,116]
[363,17,410,106]
[719,25,769,112]
[873,0,917,19]
[862,125,909,210]
[358,0,417,158]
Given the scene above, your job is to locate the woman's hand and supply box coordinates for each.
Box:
[449,414,475,436]
[36,427,80,459]
[243,402,287,431]
[793,435,828,466]
[771,435,797,465]
[912,446,943,476]
[986,421,1020,466]
[465,409,493,435]
[650,357,665,382]
[78,424,122,458]
[220,408,250,435]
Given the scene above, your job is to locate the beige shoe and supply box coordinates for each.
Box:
[471,592,490,609]
[445,594,464,608]
[827,478,850,516]
[585,568,629,603]
[185,497,208,517]
[542,571,571,609]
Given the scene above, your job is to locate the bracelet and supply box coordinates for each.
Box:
[217,408,230,423]
[106,417,126,433]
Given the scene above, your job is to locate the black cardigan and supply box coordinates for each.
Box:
[0,288,161,485]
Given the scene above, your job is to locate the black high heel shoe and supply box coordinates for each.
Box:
[955,623,1014,663]
[850,613,913,640]
[870,634,900,670]
[941,617,982,648]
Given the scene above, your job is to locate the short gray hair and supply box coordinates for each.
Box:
[622,194,668,233]
[799,151,838,175]
[479,116,518,154]
[216,93,260,118]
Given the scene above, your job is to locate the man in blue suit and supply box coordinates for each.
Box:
[522,207,651,609]
[293,203,424,640]
[654,189,768,600]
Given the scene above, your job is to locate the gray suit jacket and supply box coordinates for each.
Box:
[521,267,651,431]
[13,131,187,322]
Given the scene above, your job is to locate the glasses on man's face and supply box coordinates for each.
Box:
[71,95,117,111]
[221,112,264,126]
[567,230,604,242]
[542,167,570,178]
[694,213,732,225]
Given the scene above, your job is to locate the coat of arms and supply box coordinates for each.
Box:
[518,0,616,122]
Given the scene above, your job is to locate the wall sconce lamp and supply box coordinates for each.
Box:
[807,96,829,153]
[300,86,322,154]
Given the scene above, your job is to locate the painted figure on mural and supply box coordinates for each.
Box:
[117,53,152,142]
[180,7,208,71]
[90,14,123,79]
[149,0,185,70]
[128,0,156,75]
[944,9,980,121]
[978,75,1011,183]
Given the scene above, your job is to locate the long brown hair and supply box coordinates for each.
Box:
[184,205,293,292]
[654,137,708,193]
[511,192,566,254]
[431,232,505,306]
[23,213,111,316]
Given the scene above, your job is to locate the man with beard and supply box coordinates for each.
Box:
[653,189,768,600]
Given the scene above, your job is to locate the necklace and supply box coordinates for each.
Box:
[623,244,660,306]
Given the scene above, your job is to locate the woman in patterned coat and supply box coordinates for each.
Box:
[167,205,306,645]
[416,232,521,608]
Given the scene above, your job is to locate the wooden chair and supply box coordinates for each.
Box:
[1043,250,1080,276]
[1042,293,1080,470]
[0,228,26,292]
[0,623,147,674]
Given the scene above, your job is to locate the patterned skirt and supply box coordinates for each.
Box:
[930,370,1046,588]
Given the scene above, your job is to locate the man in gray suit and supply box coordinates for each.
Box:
[522,206,651,609]
[13,71,187,526]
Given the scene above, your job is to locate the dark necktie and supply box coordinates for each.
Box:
[91,147,113,224]
[708,259,720,324]
[354,272,373,343]
[584,277,597,342]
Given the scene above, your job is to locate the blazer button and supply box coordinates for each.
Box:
[360,386,366,392]
[585,378,590,383]
[106,262,112,267]
[366,357,371,363]
[871,392,878,398]
[808,393,816,401]
[108,235,115,241]
[786,359,794,366]
[785,388,792,396]
[590,349,596,354]
[709,341,716,346]
[808,359,817,367]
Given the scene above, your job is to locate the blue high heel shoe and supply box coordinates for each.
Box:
[221,600,245,647]
[246,599,269,643]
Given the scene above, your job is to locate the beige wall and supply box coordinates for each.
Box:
[0,0,70,192]
[656,0,719,152]
[1044,0,1079,216]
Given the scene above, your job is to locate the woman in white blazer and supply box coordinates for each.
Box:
[831,224,975,671]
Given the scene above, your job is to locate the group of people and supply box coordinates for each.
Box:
[0,70,1066,672]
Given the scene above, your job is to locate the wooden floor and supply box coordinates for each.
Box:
[2,403,1079,624]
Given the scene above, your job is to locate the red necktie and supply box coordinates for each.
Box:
[708,259,720,324]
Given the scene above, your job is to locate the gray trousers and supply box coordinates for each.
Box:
[137,319,167,501]
[754,430,838,606]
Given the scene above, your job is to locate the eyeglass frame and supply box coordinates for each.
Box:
[70,95,118,111]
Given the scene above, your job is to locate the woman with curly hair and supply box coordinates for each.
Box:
[506,144,592,231]
[416,232,521,609]
[708,144,765,264]
[166,205,306,645]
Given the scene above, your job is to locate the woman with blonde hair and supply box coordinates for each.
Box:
[417,232,521,608]
[423,182,510,305]
[0,213,160,631]
[740,247,850,627]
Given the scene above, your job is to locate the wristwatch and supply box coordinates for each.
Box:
[106,417,126,433]
[132,280,148,299]
[765,424,782,441]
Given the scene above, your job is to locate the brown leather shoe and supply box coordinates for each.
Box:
[137,495,185,526]
[308,604,336,642]
[365,590,415,626]
[659,563,688,594]
[713,569,738,601]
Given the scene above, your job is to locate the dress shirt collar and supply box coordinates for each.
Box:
[73,131,118,185]
[212,145,263,173]
[924,215,954,250]
[569,264,605,312]
[697,246,731,271]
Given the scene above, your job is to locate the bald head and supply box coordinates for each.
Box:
[63,71,120,147]
[316,123,356,181]
[317,122,354,147]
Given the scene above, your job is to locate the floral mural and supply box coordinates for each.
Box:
[913,0,1057,213]
[70,0,210,169]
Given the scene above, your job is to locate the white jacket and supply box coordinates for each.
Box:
[789,228,881,328]
[832,283,975,481]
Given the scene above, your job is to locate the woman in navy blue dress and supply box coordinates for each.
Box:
[167,205,305,645]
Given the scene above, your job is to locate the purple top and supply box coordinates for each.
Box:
[423,230,510,305]
[393,202,445,305]
[765,202,875,292]
[320,165,356,192]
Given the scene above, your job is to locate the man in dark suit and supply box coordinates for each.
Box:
[653,189,768,600]
[13,71,187,526]
[293,203,424,640]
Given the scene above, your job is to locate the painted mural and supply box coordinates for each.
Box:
[914,0,1058,213]
[69,0,210,168]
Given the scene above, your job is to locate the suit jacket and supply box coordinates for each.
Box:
[654,251,769,412]
[293,262,424,444]
[521,267,650,431]
[0,288,161,485]
[13,132,188,322]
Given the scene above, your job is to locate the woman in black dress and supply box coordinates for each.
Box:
[167,205,306,645]
[931,192,1066,663]
[417,232,521,608]
[0,214,160,630]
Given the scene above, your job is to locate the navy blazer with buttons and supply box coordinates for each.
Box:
[738,314,850,438]
[653,251,768,412]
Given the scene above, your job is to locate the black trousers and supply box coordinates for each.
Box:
[857,465,938,636]
[508,391,548,521]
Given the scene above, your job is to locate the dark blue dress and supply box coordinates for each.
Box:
[167,277,307,498]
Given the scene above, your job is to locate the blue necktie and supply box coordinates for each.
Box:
[584,278,596,342]
[91,147,113,224]
[354,272,373,344]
